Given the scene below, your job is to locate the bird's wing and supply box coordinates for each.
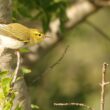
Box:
[0,23,30,42]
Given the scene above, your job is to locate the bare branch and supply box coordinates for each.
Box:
[85,20,110,42]
[11,51,20,85]
[54,102,95,110]
[32,45,69,83]
[50,45,69,69]
[100,63,110,110]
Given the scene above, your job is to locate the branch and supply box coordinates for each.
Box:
[91,0,110,6]
[50,45,69,69]
[100,63,110,110]
[11,51,20,86]
[85,20,110,42]
[0,0,12,23]
[54,102,95,110]
[65,0,98,29]
[32,45,69,83]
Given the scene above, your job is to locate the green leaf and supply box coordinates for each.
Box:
[31,104,39,109]
[15,105,22,110]
[0,71,8,78]
[21,67,31,75]
[1,78,11,96]
[0,91,5,99]
[19,48,30,53]
[16,77,23,81]
[3,101,12,110]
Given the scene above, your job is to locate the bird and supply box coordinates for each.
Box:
[0,23,46,50]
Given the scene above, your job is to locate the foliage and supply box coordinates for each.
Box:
[0,71,21,110]
[13,0,68,32]
[19,48,30,53]
[21,66,31,75]
[31,104,39,110]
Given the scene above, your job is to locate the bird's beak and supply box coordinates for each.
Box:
[43,35,51,39]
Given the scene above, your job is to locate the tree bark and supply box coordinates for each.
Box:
[0,0,12,23]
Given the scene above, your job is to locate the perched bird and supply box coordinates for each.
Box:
[0,23,45,50]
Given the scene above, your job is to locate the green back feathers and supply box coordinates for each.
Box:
[0,23,30,42]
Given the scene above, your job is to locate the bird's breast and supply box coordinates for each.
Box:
[0,35,24,49]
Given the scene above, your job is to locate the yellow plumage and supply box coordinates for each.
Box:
[0,23,45,49]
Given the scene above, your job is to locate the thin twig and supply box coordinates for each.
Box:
[100,63,109,110]
[32,45,69,83]
[54,102,95,110]
[85,20,110,42]
[11,51,20,85]
[50,45,69,68]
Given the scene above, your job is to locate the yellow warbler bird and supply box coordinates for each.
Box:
[0,23,45,50]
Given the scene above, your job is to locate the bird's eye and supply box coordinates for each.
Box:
[35,33,42,37]
[38,33,41,36]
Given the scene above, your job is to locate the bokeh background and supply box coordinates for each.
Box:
[13,0,110,110]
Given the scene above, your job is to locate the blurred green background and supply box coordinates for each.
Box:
[13,0,110,110]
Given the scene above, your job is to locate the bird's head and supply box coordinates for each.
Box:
[29,29,45,45]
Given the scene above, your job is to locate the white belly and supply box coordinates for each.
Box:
[0,35,24,49]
